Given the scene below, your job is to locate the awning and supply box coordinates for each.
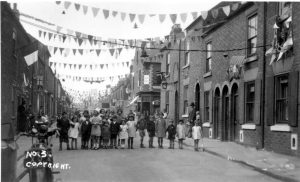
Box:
[128,96,139,106]
[230,56,245,66]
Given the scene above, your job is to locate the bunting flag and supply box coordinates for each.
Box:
[118,48,122,55]
[109,49,115,56]
[59,48,64,55]
[74,3,80,11]
[100,64,104,69]
[78,49,83,55]
[191,12,198,20]
[103,9,109,19]
[64,48,70,57]
[126,62,129,67]
[72,49,76,55]
[96,49,101,56]
[112,11,118,17]
[48,46,53,53]
[43,31,47,38]
[201,11,208,20]
[180,13,187,23]
[129,14,136,22]
[88,35,93,45]
[54,47,58,54]
[78,38,83,46]
[138,14,145,24]
[232,3,239,11]
[159,14,166,23]
[211,8,219,19]
[170,14,177,24]
[222,5,231,16]
[38,30,42,37]
[121,12,126,21]
[62,35,67,42]
[79,64,82,69]
[75,31,81,38]
[55,1,61,5]
[92,7,100,17]
[64,63,67,68]
[82,5,88,15]
[64,1,71,9]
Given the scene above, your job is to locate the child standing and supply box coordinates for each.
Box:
[147,115,156,148]
[80,111,92,150]
[176,120,186,149]
[90,109,102,150]
[69,115,80,150]
[192,121,202,151]
[119,119,128,149]
[166,120,176,149]
[110,115,120,149]
[101,119,111,149]
[127,113,137,149]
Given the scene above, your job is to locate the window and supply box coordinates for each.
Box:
[245,82,255,123]
[206,42,212,72]
[247,15,257,56]
[204,91,210,122]
[183,86,188,114]
[165,91,169,113]
[138,70,141,86]
[275,74,289,123]
[278,2,292,15]
[184,43,190,66]
[166,53,170,75]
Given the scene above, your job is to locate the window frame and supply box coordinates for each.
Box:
[166,53,170,75]
[247,14,258,57]
[204,91,210,123]
[245,81,255,123]
[184,42,190,66]
[275,74,289,123]
[183,86,189,114]
[165,91,169,114]
[206,42,212,73]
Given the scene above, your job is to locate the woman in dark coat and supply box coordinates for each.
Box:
[57,112,70,150]
[80,111,92,149]
[147,115,156,148]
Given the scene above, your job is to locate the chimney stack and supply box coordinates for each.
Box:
[12,3,20,20]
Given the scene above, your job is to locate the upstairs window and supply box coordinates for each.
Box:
[275,74,289,123]
[206,42,212,72]
[247,15,257,56]
[166,53,170,75]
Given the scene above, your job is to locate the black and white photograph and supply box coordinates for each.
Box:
[1,0,300,182]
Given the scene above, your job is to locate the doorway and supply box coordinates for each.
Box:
[231,83,239,141]
[195,83,200,112]
[214,88,220,139]
[222,86,229,141]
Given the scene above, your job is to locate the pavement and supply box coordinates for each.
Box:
[15,133,300,182]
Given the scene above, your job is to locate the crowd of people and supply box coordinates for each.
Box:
[56,106,203,152]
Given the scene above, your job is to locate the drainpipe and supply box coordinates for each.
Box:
[261,2,267,149]
[178,37,181,121]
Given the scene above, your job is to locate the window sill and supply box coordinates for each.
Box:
[202,122,211,128]
[270,124,291,132]
[241,123,256,130]
[203,71,212,78]
[182,114,188,118]
[182,64,190,69]
[245,54,258,63]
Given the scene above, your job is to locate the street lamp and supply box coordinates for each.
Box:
[161,81,168,89]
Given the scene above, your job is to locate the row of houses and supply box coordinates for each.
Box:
[1,3,71,181]
[109,2,300,157]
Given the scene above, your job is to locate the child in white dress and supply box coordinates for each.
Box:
[119,120,128,149]
[69,115,80,150]
[192,121,202,151]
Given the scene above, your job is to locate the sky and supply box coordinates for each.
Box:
[9,0,220,102]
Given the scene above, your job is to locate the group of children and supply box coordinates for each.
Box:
[57,108,203,152]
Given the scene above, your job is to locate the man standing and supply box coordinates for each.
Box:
[57,112,71,150]
[137,114,147,148]
[188,102,196,138]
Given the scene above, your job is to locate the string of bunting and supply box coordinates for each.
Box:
[55,1,243,24]
[49,61,130,70]
[58,73,129,83]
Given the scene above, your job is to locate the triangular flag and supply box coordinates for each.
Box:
[126,62,129,67]
[112,11,118,17]
[56,26,62,32]
[121,12,126,21]
[96,49,101,56]
[43,31,47,38]
[122,62,124,67]
[54,47,58,54]
[118,48,123,55]
[180,13,187,23]
[74,64,77,70]
[100,64,104,69]
[94,39,97,45]
[79,64,82,69]
[149,14,156,17]
[64,63,67,68]
[59,48,64,55]
[191,12,198,20]
[109,49,115,56]
[222,5,230,16]
[78,49,83,55]
[75,31,81,38]
[90,65,93,70]
[54,62,57,68]
[92,7,100,17]
[201,11,208,20]
[211,9,219,19]
[78,38,83,46]
[159,14,166,23]
[62,35,67,42]
[74,3,80,11]
[64,1,71,9]
[106,64,108,68]
[138,14,145,24]
[88,35,93,46]
[48,46,53,54]
[232,3,239,11]
[103,9,109,19]
[169,14,177,24]
[82,5,88,15]
[55,1,61,5]
[24,50,38,66]
[129,14,136,22]
[38,30,42,37]
[72,49,76,55]
[69,64,72,69]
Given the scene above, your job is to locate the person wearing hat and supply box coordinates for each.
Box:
[147,115,156,148]
[126,113,137,149]
[176,119,186,149]
[110,115,120,149]
[155,112,167,149]
[90,108,102,150]
[188,102,196,138]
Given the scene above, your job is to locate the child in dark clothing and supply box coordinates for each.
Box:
[80,114,91,150]
[147,115,156,148]
[166,120,176,149]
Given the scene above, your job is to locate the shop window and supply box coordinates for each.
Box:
[275,74,289,123]
[245,82,255,123]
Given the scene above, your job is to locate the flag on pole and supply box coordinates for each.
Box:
[24,50,38,66]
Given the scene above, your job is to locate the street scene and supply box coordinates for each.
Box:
[1,1,300,182]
